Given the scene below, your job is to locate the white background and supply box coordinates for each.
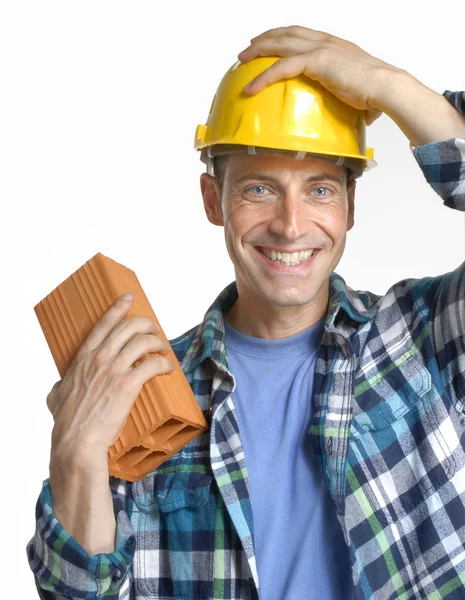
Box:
[1,1,464,598]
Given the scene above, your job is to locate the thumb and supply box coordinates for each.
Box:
[366,109,383,126]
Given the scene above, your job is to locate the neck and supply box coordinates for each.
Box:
[225,281,329,339]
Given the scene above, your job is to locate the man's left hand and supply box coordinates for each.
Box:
[238,25,404,126]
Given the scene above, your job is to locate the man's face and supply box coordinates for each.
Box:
[200,152,356,310]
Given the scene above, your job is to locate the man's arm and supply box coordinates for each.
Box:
[376,71,465,147]
[49,449,117,556]
[26,293,175,598]
[401,89,465,413]
[26,472,135,600]
[406,90,465,211]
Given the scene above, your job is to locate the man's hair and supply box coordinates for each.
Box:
[212,155,230,193]
[213,155,351,193]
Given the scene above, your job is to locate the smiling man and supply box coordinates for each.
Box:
[201,152,355,339]
[28,26,465,600]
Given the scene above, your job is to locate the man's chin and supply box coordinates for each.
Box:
[255,286,315,308]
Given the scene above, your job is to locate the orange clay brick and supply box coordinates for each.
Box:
[34,252,208,482]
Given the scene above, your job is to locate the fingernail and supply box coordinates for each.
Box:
[121,292,133,300]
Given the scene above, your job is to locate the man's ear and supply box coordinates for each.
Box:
[347,178,356,231]
[200,173,224,226]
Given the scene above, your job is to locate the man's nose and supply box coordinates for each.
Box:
[268,191,308,240]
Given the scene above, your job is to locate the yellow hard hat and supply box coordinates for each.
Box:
[195,56,377,177]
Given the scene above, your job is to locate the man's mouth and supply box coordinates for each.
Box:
[257,246,318,267]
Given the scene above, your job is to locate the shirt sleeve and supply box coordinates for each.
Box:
[26,478,135,599]
[408,90,465,211]
[408,91,465,414]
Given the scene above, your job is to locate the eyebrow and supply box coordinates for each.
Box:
[234,172,343,185]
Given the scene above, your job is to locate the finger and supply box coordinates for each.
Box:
[248,27,353,55]
[83,294,136,352]
[365,110,383,126]
[94,315,161,363]
[128,355,175,389]
[250,25,325,44]
[243,55,311,95]
[238,36,317,63]
[116,334,172,372]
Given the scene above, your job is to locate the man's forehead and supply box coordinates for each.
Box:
[225,152,345,180]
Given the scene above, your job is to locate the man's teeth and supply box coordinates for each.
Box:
[260,247,315,265]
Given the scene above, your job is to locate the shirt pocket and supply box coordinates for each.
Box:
[131,470,216,600]
[350,348,457,525]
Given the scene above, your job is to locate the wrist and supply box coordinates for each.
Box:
[49,448,110,511]
[50,441,109,475]
[51,423,109,467]
[370,66,413,114]
[371,68,465,145]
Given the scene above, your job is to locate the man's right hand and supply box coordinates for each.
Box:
[47,292,175,461]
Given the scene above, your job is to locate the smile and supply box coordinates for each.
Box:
[258,247,315,266]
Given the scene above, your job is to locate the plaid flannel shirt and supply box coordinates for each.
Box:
[27,90,465,600]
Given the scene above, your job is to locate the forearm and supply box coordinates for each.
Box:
[49,447,116,556]
[374,69,465,146]
[28,448,135,598]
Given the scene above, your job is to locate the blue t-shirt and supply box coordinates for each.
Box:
[224,316,354,600]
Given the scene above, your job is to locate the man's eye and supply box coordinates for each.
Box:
[247,185,269,195]
[313,187,330,197]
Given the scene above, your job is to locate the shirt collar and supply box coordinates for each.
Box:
[180,273,377,374]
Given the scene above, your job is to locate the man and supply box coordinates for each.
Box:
[27,26,465,600]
